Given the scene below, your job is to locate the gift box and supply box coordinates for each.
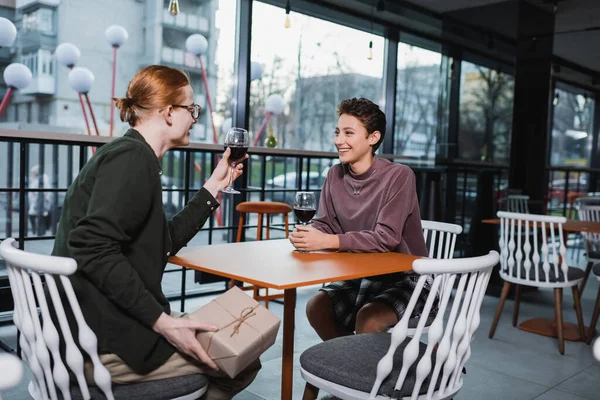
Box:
[189,286,281,378]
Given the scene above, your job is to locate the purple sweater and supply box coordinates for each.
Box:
[312,157,428,257]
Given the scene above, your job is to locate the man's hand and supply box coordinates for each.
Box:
[289,225,339,251]
[152,313,219,369]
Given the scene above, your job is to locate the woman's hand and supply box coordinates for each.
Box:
[152,312,219,369]
[203,148,248,197]
[289,225,339,251]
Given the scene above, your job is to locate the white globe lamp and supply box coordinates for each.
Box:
[4,63,32,90]
[105,25,128,48]
[0,17,17,47]
[185,34,208,56]
[55,43,81,68]
[68,67,95,94]
[265,94,285,115]
[250,61,263,81]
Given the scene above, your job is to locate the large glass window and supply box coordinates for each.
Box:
[394,42,444,159]
[249,1,385,151]
[458,61,514,163]
[550,85,595,167]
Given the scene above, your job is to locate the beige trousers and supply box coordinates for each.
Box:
[84,311,261,400]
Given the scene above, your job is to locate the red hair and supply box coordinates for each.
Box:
[114,65,190,127]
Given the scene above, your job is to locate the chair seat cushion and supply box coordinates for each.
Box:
[70,374,208,400]
[593,263,600,278]
[300,333,441,397]
[503,265,585,284]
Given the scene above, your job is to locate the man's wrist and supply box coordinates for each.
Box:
[203,179,219,198]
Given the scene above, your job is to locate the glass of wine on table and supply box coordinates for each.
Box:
[221,127,249,194]
[293,191,316,252]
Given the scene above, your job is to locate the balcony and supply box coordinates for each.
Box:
[20,74,54,95]
[161,46,207,71]
[17,29,56,53]
[162,8,210,33]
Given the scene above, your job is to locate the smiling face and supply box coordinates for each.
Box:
[334,113,381,165]
[166,85,197,147]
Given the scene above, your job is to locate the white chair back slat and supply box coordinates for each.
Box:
[20,269,58,400]
[31,272,72,400]
[451,270,491,390]
[0,238,114,400]
[421,220,462,261]
[497,212,571,287]
[501,195,530,214]
[369,251,499,400]
[45,274,89,400]
[7,265,48,400]
[576,201,600,256]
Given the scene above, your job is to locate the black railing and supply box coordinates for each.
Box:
[1,129,512,318]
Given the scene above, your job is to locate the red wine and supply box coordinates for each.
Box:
[226,145,248,163]
[294,207,315,224]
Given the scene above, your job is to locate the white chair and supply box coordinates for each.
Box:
[488,212,587,354]
[0,238,208,400]
[421,220,462,260]
[0,353,24,400]
[574,199,600,296]
[300,251,499,400]
[499,194,530,213]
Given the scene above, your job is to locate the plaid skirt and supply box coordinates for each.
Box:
[320,272,436,333]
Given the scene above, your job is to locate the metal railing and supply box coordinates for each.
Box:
[0,129,512,319]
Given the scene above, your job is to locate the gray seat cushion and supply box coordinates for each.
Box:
[70,374,209,400]
[504,265,585,284]
[300,333,442,398]
[593,263,600,278]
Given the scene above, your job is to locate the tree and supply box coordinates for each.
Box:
[459,66,514,162]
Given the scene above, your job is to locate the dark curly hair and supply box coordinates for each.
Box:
[337,98,386,154]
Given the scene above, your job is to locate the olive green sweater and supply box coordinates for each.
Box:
[52,129,218,374]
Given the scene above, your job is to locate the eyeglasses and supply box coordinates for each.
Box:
[173,103,201,119]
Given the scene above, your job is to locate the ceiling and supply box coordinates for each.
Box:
[402,0,600,77]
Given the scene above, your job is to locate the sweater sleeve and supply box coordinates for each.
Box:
[311,173,342,235]
[168,188,219,255]
[67,147,164,327]
[337,167,417,253]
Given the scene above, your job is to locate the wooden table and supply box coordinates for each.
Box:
[482,218,600,341]
[169,239,420,400]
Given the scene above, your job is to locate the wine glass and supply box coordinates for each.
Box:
[221,127,249,194]
[293,192,316,226]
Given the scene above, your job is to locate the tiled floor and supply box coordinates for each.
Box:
[2,249,600,399]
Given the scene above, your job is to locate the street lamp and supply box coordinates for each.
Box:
[105,25,128,137]
[0,63,32,118]
[68,67,100,136]
[186,33,219,144]
[55,43,93,135]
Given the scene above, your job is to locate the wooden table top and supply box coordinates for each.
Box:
[482,218,600,234]
[169,239,421,290]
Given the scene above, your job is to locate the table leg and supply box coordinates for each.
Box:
[281,288,296,400]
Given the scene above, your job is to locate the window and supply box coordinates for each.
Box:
[22,8,55,33]
[249,2,385,151]
[458,61,514,163]
[394,41,445,159]
[550,85,595,167]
